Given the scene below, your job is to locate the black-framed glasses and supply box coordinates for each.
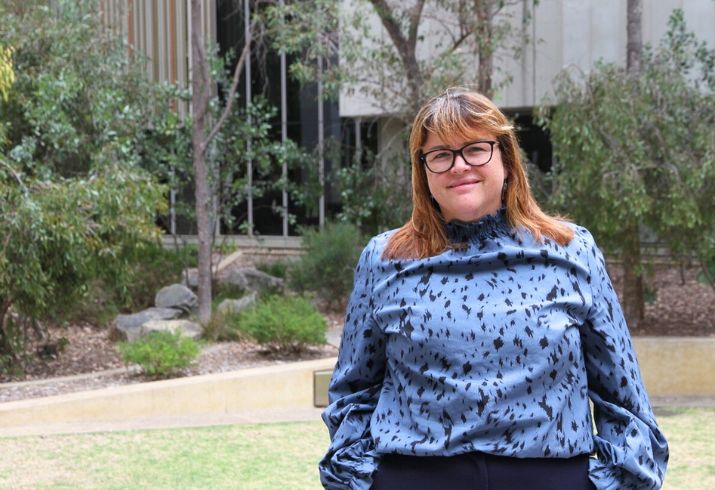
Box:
[420,140,497,174]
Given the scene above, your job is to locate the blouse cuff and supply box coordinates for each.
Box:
[320,438,380,490]
[589,457,622,490]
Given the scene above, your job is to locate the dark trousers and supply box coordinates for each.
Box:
[370,452,595,490]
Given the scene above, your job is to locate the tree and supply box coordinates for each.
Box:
[268,0,536,231]
[0,0,167,370]
[621,0,644,325]
[539,10,715,329]
[274,0,533,123]
[0,160,164,371]
[189,0,312,323]
[626,0,643,76]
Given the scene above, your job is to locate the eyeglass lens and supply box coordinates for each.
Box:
[424,141,494,173]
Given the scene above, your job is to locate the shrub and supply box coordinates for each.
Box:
[212,282,246,306]
[231,296,327,353]
[119,331,200,378]
[202,307,251,342]
[59,243,197,326]
[0,1,170,368]
[255,260,289,279]
[115,243,197,310]
[288,222,365,308]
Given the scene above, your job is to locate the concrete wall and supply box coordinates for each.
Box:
[634,337,715,398]
[339,0,715,116]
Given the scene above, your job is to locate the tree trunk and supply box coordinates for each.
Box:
[622,0,644,328]
[475,0,493,98]
[622,223,644,328]
[190,0,212,325]
[368,0,425,113]
[626,0,643,76]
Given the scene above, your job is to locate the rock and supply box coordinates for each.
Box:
[217,292,257,316]
[220,267,284,295]
[140,319,202,340]
[111,307,182,341]
[155,283,198,313]
[182,268,198,289]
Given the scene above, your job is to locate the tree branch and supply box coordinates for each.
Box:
[368,0,423,100]
[407,0,427,51]
[202,17,260,154]
[440,27,477,58]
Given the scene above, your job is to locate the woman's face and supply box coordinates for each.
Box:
[422,130,506,223]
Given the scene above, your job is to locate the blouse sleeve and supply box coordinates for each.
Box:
[319,238,387,490]
[579,230,669,489]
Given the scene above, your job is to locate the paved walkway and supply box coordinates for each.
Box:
[0,407,326,438]
[3,396,713,439]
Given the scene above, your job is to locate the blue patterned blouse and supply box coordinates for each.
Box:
[319,209,668,490]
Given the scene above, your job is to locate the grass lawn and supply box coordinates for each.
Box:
[0,408,712,489]
[656,407,715,489]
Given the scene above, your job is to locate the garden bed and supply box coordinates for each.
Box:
[1,261,712,403]
[0,315,341,403]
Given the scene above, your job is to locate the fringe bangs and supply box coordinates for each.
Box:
[421,93,513,145]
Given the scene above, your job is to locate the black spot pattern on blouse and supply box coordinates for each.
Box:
[319,210,668,490]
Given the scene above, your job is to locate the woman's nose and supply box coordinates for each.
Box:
[450,153,470,172]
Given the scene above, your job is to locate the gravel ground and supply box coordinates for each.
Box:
[610,262,715,337]
[0,334,338,404]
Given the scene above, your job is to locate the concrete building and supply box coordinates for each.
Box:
[104,0,715,240]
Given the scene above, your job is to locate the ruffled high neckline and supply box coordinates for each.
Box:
[444,208,510,243]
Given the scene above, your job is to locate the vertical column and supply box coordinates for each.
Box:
[317,55,325,227]
[182,0,192,237]
[138,1,146,67]
[157,0,166,83]
[177,0,188,118]
[245,0,254,236]
[127,0,134,58]
[354,117,362,165]
[170,186,177,235]
[145,1,153,80]
[280,0,289,237]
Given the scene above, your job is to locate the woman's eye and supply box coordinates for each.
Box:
[431,152,452,161]
[465,145,487,155]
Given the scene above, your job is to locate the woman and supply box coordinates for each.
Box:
[319,88,668,490]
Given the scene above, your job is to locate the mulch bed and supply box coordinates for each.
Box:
[608,262,715,337]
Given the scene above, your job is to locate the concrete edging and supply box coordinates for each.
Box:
[0,357,337,435]
[0,337,713,437]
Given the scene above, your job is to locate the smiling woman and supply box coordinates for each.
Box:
[319,88,669,490]
[422,133,505,223]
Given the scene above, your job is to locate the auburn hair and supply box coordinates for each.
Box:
[383,87,574,260]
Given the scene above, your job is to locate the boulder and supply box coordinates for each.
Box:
[155,283,198,313]
[111,307,182,341]
[140,319,202,340]
[217,292,257,316]
[221,267,284,295]
[182,268,198,289]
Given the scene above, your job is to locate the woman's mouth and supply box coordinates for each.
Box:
[449,179,481,189]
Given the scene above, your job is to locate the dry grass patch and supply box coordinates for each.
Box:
[658,407,715,489]
[0,410,712,489]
